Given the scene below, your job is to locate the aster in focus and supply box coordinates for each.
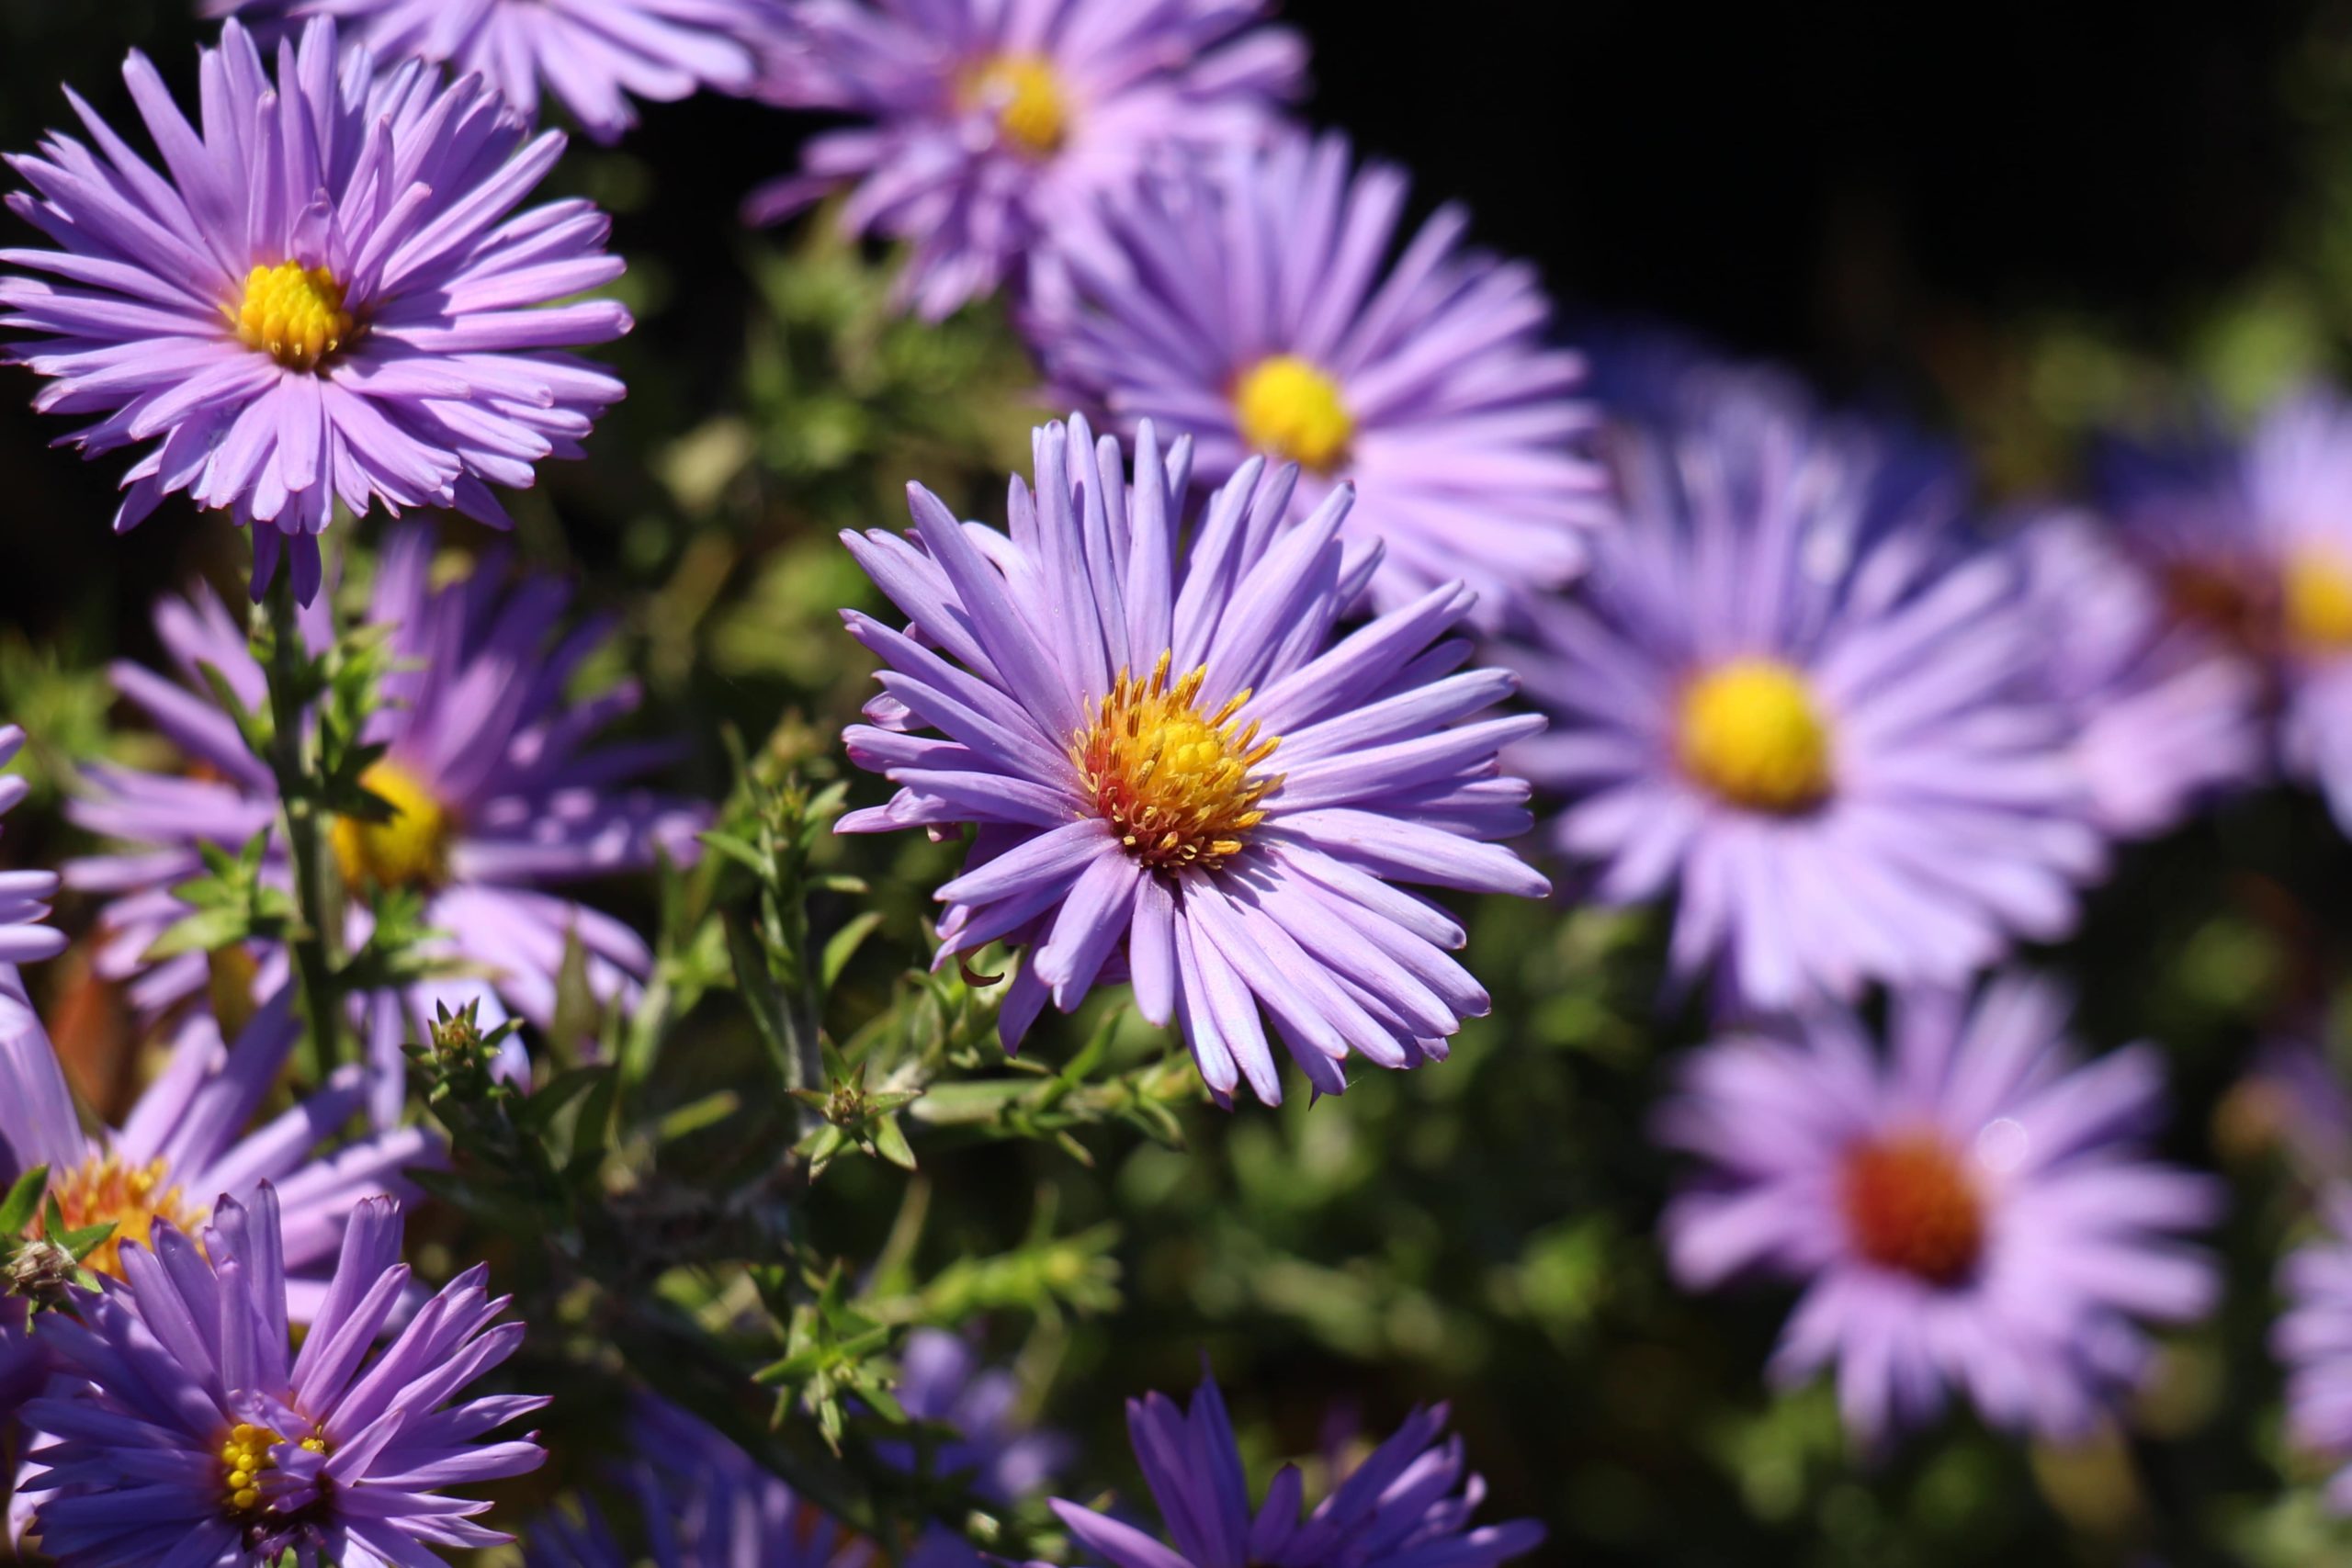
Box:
[841,417,1550,1105]
[2098,385,2352,830]
[523,1394,871,1568]
[1658,974,2219,1443]
[0,19,630,603]
[1048,1370,1544,1568]
[2011,507,2262,839]
[1037,130,1610,626]
[21,1185,543,1565]
[68,525,706,1123]
[0,724,63,964]
[1509,371,2103,1011]
[208,0,785,144]
[745,0,1304,321]
[0,983,433,1307]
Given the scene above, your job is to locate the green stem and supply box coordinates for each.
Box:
[260,569,344,1081]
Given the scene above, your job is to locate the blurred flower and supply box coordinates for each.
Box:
[1048,1370,1544,1568]
[891,1328,1069,1567]
[2011,508,2261,838]
[2277,1185,2352,1511]
[0,982,432,1294]
[2225,1039,2352,1181]
[2098,385,2352,831]
[0,725,62,964]
[841,417,1550,1104]
[21,1186,544,1564]
[67,526,706,1123]
[1509,371,2103,1011]
[745,0,1302,321]
[523,1394,871,1568]
[0,19,629,604]
[1035,130,1609,627]
[208,0,784,144]
[1658,974,2219,1444]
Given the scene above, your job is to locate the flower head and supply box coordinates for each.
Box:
[745,0,1303,320]
[1658,974,2220,1444]
[0,19,631,603]
[523,1395,872,1568]
[0,724,63,964]
[209,0,785,144]
[22,1185,544,1564]
[0,980,433,1300]
[1510,369,2104,1011]
[2098,385,2352,829]
[1036,130,1609,626]
[1050,1370,1544,1568]
[67,525,706,1124]
[2011,507,2262,838]
[841,418,1550,1105]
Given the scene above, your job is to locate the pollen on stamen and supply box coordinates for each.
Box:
[1838,1131,1985,1285]
[1071,652,1283,873]
[1233,355,1355,474]
[41,1152,205,1281]
[230,261,356,372]
[963,53,1069,156]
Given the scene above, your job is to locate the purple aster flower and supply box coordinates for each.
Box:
[0,724,63,964]
[1508,372,2104,1012]
[1048,1370,1544,1568]
[1035,130,1610,627]
[0,979,433,1305]
[744,0,1303,321]
[2010,507,2261,839]
[2277,1185,2352,1510]
[1658,974,2220,1444]
[2098,385,2352,829]
[523,1395,872,1568]
[841,416,1551,1105]
[207,0,785,145]
[0,18,630,604]
[19,1184,543,1564]
[67,525,706,1124]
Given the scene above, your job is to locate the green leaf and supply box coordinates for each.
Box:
[0,1166,49,1236]
[820,909,885,990]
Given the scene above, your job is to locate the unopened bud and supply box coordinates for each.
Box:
[8,1238,77,1304]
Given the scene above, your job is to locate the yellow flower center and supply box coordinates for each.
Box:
[1232,355,1355,474]
[963,53,1069,155]
[1071,652,1282,873]
[41,1153,205,1281]
[1838,1132,1985,1285]
[2283,548,2352,652]
[231,262,356,372]
[218,1422,329,1517]
[330,761,455,892]
[1677,658,1834,814]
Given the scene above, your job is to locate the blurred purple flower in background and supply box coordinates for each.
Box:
[2099,386,2352,831]
[0,18,630,602]
[1048,1369,1544,1568]
[2277,1185,2352,1511]
[745,0,1303,320]
[207,0,784,144]
[2010,507,2262,839]
[0,726,62,964]
[841,417,1549,1105]
[525,1393,872,1568]
[1658,974,2219,1444]
[21,1187,543,1565]
[1036,130,1610,627]
[1510,372,2105,1011]
[67,526,706,1123]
